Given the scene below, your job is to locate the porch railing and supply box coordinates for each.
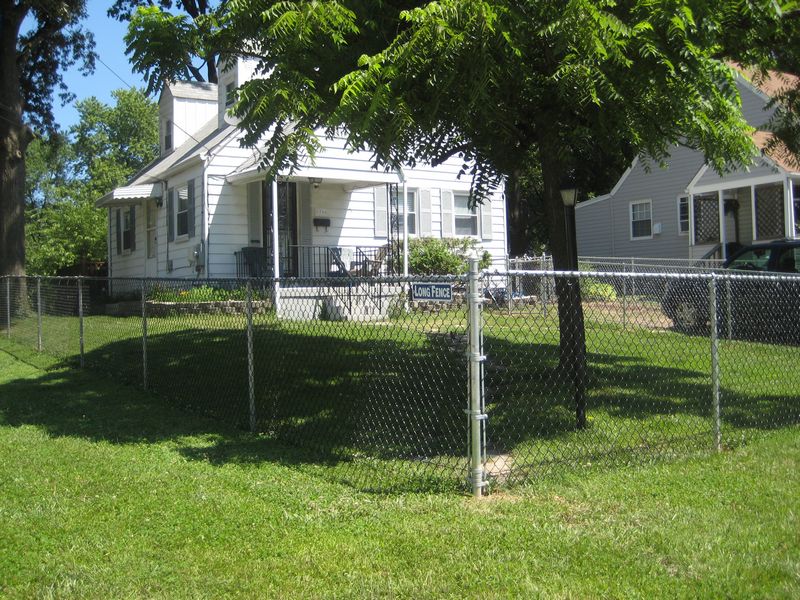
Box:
[235,245,389,279]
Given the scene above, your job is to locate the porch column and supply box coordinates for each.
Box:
[688,194,695,258]
[785,177,795,239]
[402,179,409,277]
[718,190,727,260]
[271,178,281,314]
[790,180,798,239]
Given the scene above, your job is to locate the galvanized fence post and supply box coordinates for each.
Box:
[36,277,42,352]
[467,256,487,497]
[78,278,85,368]
[246,280,256,432]
[141,280,148,390]
[5,278,10,339]
[725,279,733,340]
[709,275,722,451]
[622,264,628,330]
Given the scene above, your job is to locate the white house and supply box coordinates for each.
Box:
[575,69,800,262]
[97,58,508,284]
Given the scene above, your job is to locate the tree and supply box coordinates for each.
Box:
[109,1,224,94]
[124,0,790,428]
[25,89,159,275]
[0,1,94,278]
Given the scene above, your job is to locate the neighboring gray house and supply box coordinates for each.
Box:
[576,71,800,261]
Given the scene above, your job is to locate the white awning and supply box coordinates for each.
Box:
[96,183,162,208]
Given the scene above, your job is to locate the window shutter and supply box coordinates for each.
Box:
[116,209,122,255]
[247,181,262,245]
[167,188,175,242]
[419,189,432,236]
[481,199,493,240]
[130,206,136,251]
[374,185,388,238]
[187,179,196,238]
[440,190,454,237]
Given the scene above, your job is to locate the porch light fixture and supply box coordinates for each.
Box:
[308,177,322,189]
[560,186,578,207]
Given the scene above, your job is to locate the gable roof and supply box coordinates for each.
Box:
[159,81,218,105]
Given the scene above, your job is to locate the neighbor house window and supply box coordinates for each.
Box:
[164,119,172,151]
[454,193,478,236]
[389,188,417,235]
[146,202,157,258]
[122,207,134,252]
[630,200,652,239]
[678,196,689,235]
[176,185,189,237]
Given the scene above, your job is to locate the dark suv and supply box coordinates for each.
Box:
[661,239,800,341]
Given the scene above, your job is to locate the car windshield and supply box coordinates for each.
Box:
[727,248,771,271]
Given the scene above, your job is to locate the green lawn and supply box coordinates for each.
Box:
[0,348,798,598]
[3,300,799,491]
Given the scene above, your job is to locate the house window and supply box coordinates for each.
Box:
[630,200,652,239]
[755,183,784,240]
[146,202,157,258]
[164,119,172,151]
[225,82,236,107]
[454,193,478,236]
[678,196,689,235]
[122,207,133,251]
[390,189,417,235]
[176,185,189,237]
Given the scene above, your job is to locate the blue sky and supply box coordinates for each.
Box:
[52,0,149,130]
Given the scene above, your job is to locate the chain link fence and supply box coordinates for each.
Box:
[1,266,798,494]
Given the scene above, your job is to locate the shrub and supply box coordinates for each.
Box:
[148,284,249,302]
[391,238,492,275]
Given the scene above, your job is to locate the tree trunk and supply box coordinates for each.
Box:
[505,169,528,257]
[538,138,588,430]
[0,7,28,279]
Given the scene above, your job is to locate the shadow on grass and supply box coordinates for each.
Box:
[1,315,798,490]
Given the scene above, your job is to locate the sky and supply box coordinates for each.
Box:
[51,0,150,130]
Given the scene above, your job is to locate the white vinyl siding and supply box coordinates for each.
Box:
[630,200,652,240]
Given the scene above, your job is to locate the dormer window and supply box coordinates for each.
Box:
[164,119,173,151]
[225,82,236,107]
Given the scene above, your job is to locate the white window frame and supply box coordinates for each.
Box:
[453,192,479,238]
[164,119,172,151]
[175,184,189,240]
[122,207,133,253]
[225,82,236,107]
[677,196,689,236]
[390,187,418,236]
[629,200,653,241]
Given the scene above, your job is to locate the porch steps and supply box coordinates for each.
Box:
[277,283,403,321]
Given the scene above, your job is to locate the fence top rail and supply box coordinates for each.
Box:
[495,268,800,283]
[2,273,468,285]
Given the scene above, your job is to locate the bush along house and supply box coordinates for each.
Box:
[96,57,507,319]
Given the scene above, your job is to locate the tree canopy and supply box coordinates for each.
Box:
[110,0,224,93]
[25,89,159,275]
[0,1,95,276]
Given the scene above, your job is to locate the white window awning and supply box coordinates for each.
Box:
[96,183,162,208]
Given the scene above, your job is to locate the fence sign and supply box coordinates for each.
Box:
[411,282,453,302]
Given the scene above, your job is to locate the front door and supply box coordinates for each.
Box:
[264,181,299,277]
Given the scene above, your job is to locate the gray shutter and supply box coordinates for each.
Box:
[419,189,432,236]
[481,199,493,240]
[167,188,175,242]
[440,190,454,237]
[116,209,122,255]
[187,179,196,238]
[247,181,262,245]
[374,185,388,238]
[130,206,136,251]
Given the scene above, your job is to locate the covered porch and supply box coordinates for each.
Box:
[687,174,800,260]
[224,161,414,280]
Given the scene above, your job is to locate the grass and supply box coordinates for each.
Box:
[0,348,798,597]
[2,297,799,492]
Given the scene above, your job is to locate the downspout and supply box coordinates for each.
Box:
[200,152,211,278]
